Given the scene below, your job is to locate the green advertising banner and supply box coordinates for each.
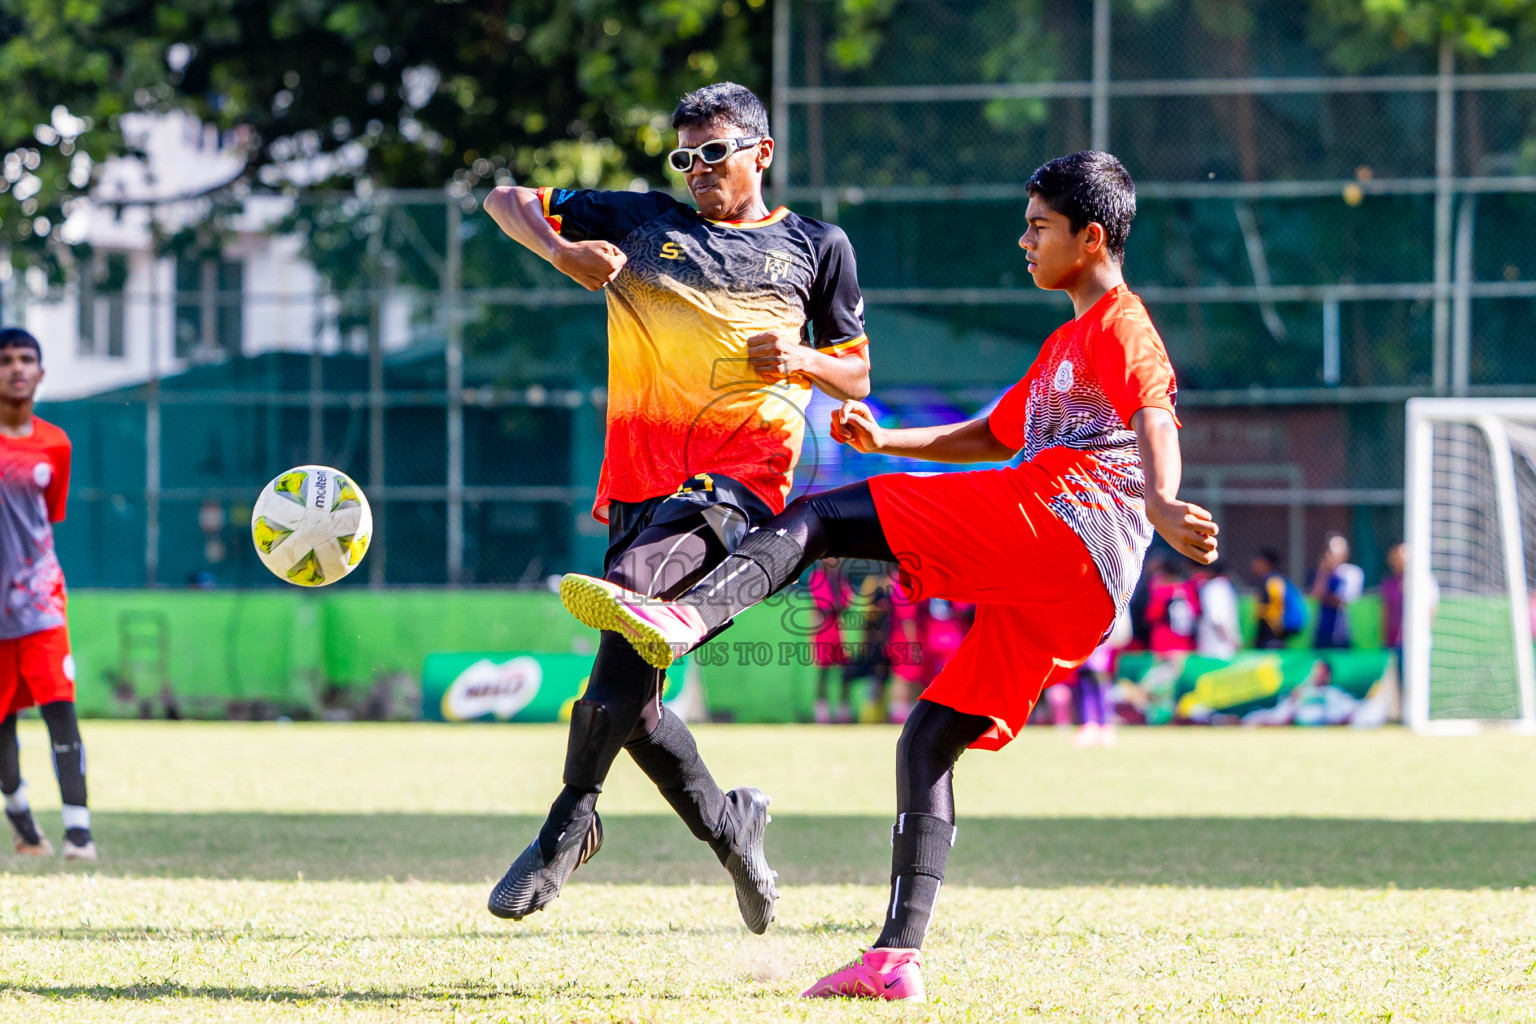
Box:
[421,651,686,723]
[1114,649,1392,725]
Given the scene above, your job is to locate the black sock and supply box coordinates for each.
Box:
[0,713,19,797]
[873,812,955,950]
[683,527,810,632]
[625,708,731,858]
[40,702,88,841]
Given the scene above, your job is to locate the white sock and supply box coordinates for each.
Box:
[3,782,27,814]
[61,804,90,832]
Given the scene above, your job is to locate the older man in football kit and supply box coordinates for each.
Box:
[481,82,870,930]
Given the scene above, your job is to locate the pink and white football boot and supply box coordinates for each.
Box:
[559,574,708,670]
[802,948,926,1002]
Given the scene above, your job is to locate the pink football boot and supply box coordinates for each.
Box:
[802,948,925,1001]
[559,574,708,670]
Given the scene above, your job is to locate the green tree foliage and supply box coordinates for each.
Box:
[0,0,772,269]
[1309,0,1536,69]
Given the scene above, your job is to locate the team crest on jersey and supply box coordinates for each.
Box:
[764,250,794,282]
[1053,360,1075,392]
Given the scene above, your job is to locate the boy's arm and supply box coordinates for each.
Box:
[829,400,1017,463]
[483,186,627,291]
[1133,407,1218,564]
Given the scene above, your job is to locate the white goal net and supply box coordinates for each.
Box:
[1405,399,1536,733]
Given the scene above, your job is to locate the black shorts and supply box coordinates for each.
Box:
[603,473,775,576]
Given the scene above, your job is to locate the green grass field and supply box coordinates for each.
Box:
[1,722,1534,1022]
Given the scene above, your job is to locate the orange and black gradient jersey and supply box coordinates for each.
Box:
[537,187,868,522]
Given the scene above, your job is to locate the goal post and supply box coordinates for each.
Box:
[1404,398,1536,734]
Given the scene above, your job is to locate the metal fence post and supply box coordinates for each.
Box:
[1322,293,1341,386]
[1451,194,1475,397]
[1091,0,1112,151]
[772,0,792,204]
[145,255,161,587]
[1431,37,1455,396]
[308,287,324,465]
[445,193,466,584]
[367,207,388,586]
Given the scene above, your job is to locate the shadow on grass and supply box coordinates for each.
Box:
[0,981,668,1003]
[4,812,1534,889]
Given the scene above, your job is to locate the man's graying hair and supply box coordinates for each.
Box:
[671,82,770,138]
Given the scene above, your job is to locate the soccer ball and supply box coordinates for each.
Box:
[250,465,372,586]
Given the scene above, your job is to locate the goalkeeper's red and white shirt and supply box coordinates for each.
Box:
[0,417,70,640]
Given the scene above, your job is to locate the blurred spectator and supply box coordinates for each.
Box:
[1045,681,1074,728]
[1380,542,1407,666]
[887,583,922,724]
[1195,561,1240,659]
[1073,610,1130,747]
[808,559,853,724]
[886,594,972,725]
[920,599,970,687]
[1147,558,1200,657]
[1251,548,1306,649]
[1310,533,1364,649]
[843,567,896,723]
[1379,540,1438,686]
[1128,551,1165,649]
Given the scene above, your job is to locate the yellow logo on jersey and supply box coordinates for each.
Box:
[659,241,686,260]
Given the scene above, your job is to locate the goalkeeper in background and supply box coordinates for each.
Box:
[0,328,95,861]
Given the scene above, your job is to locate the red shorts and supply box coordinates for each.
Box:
[0,626,76,714]
[870,465,1115,750]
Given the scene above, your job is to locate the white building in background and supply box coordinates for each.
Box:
[7,111,414,402]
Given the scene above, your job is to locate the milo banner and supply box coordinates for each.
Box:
[422,652,688,723]
[1112,649,1395,726]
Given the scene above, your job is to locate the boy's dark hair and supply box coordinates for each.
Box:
[671,82,770,138]
[1256,548,1281,568]
[1025,151,1136,262]
[0,327,41,360]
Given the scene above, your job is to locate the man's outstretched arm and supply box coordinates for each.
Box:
[484,186,628,291]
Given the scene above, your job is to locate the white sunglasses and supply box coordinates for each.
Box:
[667,136,763,173]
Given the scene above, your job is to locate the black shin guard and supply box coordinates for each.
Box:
[874,812,956,950]
[538,699,614,859]
[624,708,728,853]
[562,699,614,793]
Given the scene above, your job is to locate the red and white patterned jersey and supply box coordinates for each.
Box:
[989,284,1178,619]
[0,418,70,640]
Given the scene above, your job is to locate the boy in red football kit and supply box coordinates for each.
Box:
[0,328,95,860]
[560,152,1218,1000]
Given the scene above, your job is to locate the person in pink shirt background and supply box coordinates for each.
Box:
[1146,558,1201,657]
[809,559,854,724]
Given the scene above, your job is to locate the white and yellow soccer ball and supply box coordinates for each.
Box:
[250,465,372,586]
